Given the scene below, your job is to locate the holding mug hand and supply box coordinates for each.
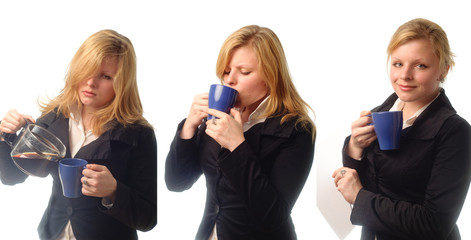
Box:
[181,93,209,139]
[347,110,376,159]
[205,108,245,152]
[81,164,117,202]
[0,109,35,134]
[332,167,363,204]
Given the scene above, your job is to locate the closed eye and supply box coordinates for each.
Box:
[102,74,113,80]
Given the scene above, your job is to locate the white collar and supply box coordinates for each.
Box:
[390,91,441,129]
[242,96,269,132]
[69,109,97,157]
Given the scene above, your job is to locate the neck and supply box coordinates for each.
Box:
[401,104,418,121]
[241,96,266,123]
[81,107,93,132]
[401,89,440,120]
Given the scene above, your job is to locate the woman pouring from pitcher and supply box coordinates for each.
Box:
[0,29,157,239]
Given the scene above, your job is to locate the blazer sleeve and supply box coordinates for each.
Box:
[348,116,471,239]
[165,119,203,191]
[100,125,158,232]
[0,141,29,185]
[342,136,371,188]
[218,125,315,231]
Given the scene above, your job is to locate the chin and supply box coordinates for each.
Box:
[234,100,242,108]
[396,95,417,103]
[395,91,412,101]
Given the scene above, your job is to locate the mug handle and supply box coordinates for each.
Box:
[365,114,374,126]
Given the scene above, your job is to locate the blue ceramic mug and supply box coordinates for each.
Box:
[371,111,403,150]
[59,158,88,198]
[208,84,238,120]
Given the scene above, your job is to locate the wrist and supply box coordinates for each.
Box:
[351,187,363,205]
[106,188,117,202]
[347,142,363,160]
[227,138,245,152]
[180,121,198,139]
[101,196,114,209]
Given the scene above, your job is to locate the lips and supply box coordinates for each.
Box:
[398,84,415,91]
[82,90,96,97]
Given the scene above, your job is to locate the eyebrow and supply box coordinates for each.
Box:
[390,57,428,63]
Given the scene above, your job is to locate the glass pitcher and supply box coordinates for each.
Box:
[1,121,66,177]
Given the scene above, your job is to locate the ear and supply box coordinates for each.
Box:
[439,64,450,82]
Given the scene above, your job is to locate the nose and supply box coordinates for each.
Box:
[225,73,237,88]
[85,76,97,87]
[400,66,413,81]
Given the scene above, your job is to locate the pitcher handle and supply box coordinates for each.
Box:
[0,118,33,147]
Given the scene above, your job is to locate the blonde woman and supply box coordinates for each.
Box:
[166,25,315,240]
[333,18,471,239]
[0,30,157,239]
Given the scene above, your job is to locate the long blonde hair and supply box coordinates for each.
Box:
[216,25,315,140]
[40,29,150,135]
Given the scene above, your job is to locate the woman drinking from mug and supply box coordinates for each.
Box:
[333,18,471,239]
[165,25,315,240]
[0,29,157,239]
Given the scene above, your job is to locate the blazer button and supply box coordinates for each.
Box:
[215,205,220,214]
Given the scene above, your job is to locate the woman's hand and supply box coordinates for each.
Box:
[332,167,363,204]
[0,109,35,134]
[82,164,117,202]
[347,110,376,159]
[180,93,209,139]
[205,108,245,152]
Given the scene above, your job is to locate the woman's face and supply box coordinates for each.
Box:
[78,57,118,112]
[390,38,447,108]
[223,46,268,111]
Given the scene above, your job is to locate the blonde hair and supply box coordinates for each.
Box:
[216,25,315,140]
[387,18,454,81]
[40,29,150,135]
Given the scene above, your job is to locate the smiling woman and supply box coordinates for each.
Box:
[333,18,471,240]
[389,38,447,117]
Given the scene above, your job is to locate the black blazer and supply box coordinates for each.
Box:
[0,112,157,240]
[343,89,471,240]
[166,115,315,240]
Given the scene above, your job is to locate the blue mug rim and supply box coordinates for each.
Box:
[59,158,88,167]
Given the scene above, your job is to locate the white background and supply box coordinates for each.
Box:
[1,1,470,239]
